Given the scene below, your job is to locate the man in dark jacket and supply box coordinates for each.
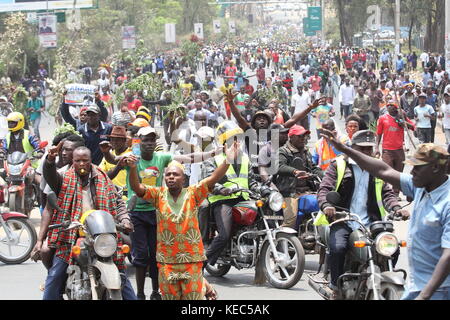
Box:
[276,125,323,228]
[316,130,407,299]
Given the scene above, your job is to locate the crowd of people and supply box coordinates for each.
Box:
[0,30,449,301]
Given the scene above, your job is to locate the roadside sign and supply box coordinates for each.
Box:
[308,6,322,31]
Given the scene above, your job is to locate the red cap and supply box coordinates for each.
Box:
[288,125,311,137]
[386,100,399,108]
[80,107,88,113]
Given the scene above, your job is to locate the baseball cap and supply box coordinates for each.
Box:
[418,93,427,98]
[444,92,450,97]
[404,143,449,166]
[195,126,215,139]
[86,105,100,114]
[288,125,311,137]
[129,118,149,128]
[351,130,376,147]
[137,126,159,138]
[207,81,215,86]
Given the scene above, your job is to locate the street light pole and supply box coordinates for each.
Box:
[395,0,401,56]
[446,0,450,73]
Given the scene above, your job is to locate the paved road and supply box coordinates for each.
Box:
[0,62,446,300]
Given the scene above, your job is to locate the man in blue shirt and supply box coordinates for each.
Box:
[320,129,450,300]
[77,104,112,165]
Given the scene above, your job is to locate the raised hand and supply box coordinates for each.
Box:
[47,140,63,162]
[225,89,238,104]
[320,128,347,153]
[99,141,112,154]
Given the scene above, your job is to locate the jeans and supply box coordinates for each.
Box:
[402,287,450,300]
[417,128,433,143]
[31,116,41,140]
[43,256,136,300]
[206,198,243,266]
[328,224,353,288]
[341,104,353,119]
[444,129,450,145]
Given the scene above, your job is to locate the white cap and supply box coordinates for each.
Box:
[137,126,159,138]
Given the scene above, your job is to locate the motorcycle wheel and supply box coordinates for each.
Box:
[0,217,37,264]
[366,283,404,300]
[205,264,232,277]
[261,233,305,289]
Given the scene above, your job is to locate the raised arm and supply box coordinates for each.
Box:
[126,155,146,198]
[225,90,251,131]
[43,142,64,195]
[321,129,401,190]
[203,142,238,190]
[284,97,326,128]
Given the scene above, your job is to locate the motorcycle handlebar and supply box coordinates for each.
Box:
[48,220,71,230]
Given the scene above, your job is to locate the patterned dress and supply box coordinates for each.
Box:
[143,181,211,300]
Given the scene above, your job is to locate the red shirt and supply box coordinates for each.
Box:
[244,84,254,96]
[127,99,142,112]
[377,113,414,150]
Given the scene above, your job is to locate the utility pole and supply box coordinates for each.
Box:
[446,0,450,73]
[395,0,401,57]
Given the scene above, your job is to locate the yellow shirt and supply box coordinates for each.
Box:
[180,82,193,95]
[99,148,131,189]
[220,84,234,95]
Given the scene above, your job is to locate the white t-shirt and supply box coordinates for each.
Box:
[414,104,435,129]
[291,92,311,114]
[420,52,429,63]
[441,102,450,129]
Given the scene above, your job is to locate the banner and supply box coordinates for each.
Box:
[228,21,236,33]
[213,20,221,34]
[0,0,95,12]
[64,84,97,105]
[38,14,57,48]
[122,26,136,49]
[194,23,204,39]
[165,23,176,43]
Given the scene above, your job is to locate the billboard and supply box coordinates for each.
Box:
[122,26,136,49]
[165,23,176,43]
[38,14,57,48]
[0,0,95,13]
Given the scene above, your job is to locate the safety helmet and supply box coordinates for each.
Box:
[129,118,149,128]
[7,112,25,132]
[216,121,244,146]
[136,111,151,122]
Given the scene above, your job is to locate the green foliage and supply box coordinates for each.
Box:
[53,122,81,137]
[11,85,28,115]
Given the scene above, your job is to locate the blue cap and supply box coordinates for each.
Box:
[207,81,215,86]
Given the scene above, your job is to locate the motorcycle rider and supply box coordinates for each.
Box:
[2,112,41,155]
[42,146,136,300]
[225,89,325,175]
[202,121,261,267]
[320,127,450,300]
[316,130,408,299]
[276,125,323,228]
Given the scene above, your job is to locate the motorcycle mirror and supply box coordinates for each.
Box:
[326,192,341,206]
[39,141,49,149]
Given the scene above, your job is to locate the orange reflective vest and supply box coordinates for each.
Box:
[315,138,337,171]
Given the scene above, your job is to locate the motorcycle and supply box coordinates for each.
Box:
[204,184,305,289]
[1,141,47,216]
[47,210,131,300]
[0,175,37,264]
[308,192,408,300]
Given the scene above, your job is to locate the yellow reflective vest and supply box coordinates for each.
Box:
[314,156,386,226]
[208,154,250,204]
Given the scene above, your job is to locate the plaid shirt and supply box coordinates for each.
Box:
[46,164,125,269]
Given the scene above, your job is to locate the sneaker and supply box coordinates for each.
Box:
[137,293,146,300]
[150,291,162,300]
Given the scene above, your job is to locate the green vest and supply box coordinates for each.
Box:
[6,130,34,153]
[314,156,386,226]
[208,154,250,204]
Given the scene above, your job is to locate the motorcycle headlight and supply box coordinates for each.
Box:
[93,234,117,258]
[9,165,21,175]
[269,192,284,212]
[375,232,399,257]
